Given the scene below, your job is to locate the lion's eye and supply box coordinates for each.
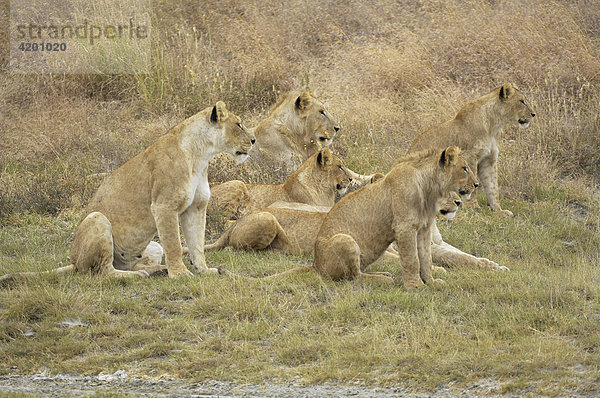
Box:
[320,109,326,116]
[338,165,343,170]
[520,99,525,104]
[463,167,469,173]
[237,123,243,129]
[319,136,327,141]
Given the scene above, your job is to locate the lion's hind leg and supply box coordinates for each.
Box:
[228,212,292,251]
[72,212,148,278]
[315,234,393,284]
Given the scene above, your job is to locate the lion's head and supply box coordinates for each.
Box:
[294,91,340,149]
[497,83,536,128]
[313,148,353,196]
[269,91,340,159]
[437,191,462,221]
[210,101,255,164]
[439,146,479,199]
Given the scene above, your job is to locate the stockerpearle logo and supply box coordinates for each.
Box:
[9,0,151,74]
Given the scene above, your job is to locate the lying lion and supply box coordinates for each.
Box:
[0,102,255,283]
[409,83,536,216]
[207,183,503,273]
[208,148,353,220]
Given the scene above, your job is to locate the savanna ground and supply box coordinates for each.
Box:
[1,0,600,396]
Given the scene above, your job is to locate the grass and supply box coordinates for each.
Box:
[1,0,600,395]
[1,188,599,396]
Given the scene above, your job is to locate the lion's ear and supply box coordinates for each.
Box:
[440,146,461,167]
[317,148,333,167]
[499,83,514,101]
[211,101,229,123]
[295,92,312,111]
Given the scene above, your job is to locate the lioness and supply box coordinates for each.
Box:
[409,83,536,216]
[312,146,478,289]
[0,102,255,283]
[208,148,353,220]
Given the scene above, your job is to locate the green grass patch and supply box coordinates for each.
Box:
[1,190,599,396]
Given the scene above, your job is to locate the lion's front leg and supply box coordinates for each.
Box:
[394,229,424,290]
[181,201,219,275]
[431,241,509,271]
[417,223,444,286]
[478,149,512,217]
[151,203,192,278]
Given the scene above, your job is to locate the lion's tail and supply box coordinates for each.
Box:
[262,265,314,280]
[205,228,232,251]
[0,264,76,286]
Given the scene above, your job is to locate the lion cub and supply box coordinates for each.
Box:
[313,147,478,289]
[409,83,535,216]
[0,102,255,283]
[208,148,353,219]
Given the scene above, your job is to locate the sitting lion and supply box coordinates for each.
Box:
[250,90,340,170]
[205,191,462,270]
[409,83,536,216]
[208,148,353,220]
[0,102,255,283]
[207,188,502,274]
[214,90,375,185]
[311,146,478,289]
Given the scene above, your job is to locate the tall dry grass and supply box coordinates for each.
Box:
[0,0,599,219]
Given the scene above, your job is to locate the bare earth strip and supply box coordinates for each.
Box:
[0,372,527,398]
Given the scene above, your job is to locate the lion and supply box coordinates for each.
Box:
[250,90,340,170]
[389,191,509,271]
[208,148,353,220]
[409,83,536,216]
[311,146,479,289]
[206,185,507,279]
[0,102,255,283]
[213,90,375,185]
[204,191,463,274]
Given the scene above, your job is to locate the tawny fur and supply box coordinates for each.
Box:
[205,193,484,275]
[0,102,255,283]
[409,83,536,216]
[208,148,353,220]
[311,147,479,289]
[249,90,339,170]
[259,147,480,287]
[244,90,375,184]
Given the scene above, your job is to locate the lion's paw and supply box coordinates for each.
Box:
[404,279,426,291]
[432,278,446,286]
[168,267,194,278]
[432,266,447,274]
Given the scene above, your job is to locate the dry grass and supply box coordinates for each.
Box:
[1,0,599,216]
[1,0,600,395]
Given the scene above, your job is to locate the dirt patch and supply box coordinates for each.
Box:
[0,371,556,397]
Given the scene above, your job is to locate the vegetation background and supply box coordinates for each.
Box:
[0,0,599,396]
